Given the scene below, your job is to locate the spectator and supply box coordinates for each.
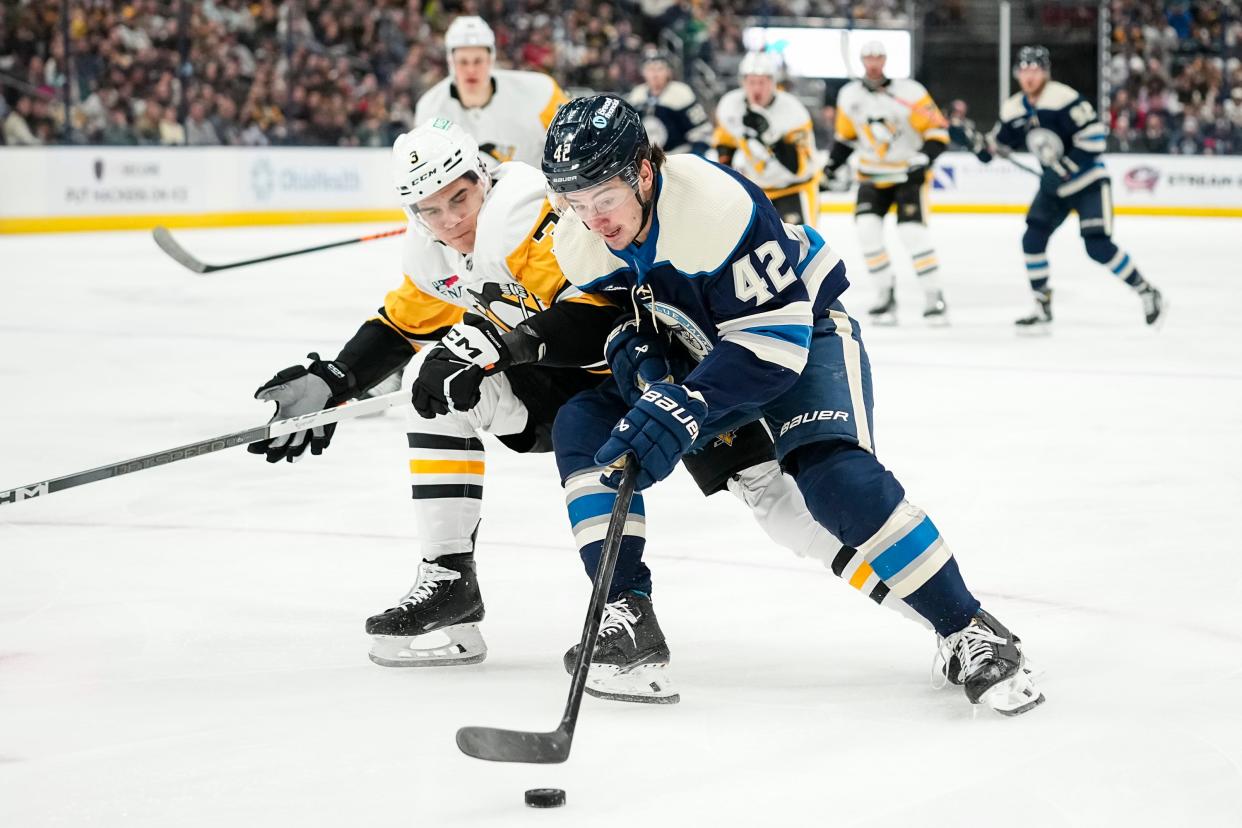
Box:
[100,106,136,144]
[185,99,221,145]
[3,95,41,145]
[159,105,185,145]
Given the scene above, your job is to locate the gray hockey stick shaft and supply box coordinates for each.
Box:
[0,391,407,506]
[152,226,405,275]
[456,459,639,764]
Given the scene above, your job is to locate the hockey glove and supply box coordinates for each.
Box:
[595,383,707,491]
[741,108,771,143]
[411,314,510,418]
[905,151,931,182]
[249,353,354,463]
[947,117,993,163]
[605,318,673,406]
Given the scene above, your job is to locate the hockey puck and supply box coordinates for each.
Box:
[524,788,566,808]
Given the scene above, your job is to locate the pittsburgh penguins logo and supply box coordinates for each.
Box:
[468,281,547,330]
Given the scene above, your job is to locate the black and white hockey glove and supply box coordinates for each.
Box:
[248,353,355,463]
[741,108,771,143]
[411,314,510,418]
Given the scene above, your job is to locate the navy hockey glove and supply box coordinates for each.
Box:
[249,353,354,463]
[595,383,708,491]
[605,319,673,406]
[411,314,510,418]
[948,117,993,163]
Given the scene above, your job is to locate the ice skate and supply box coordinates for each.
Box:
[365,553,487,667]
[563,590,679,704]
[1139,284,1164,327]
[922,289,949,326]
[933,609,1044,716]
[1014,289,1052,335]
[868,288,897,326]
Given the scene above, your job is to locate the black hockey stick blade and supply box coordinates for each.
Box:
[455,461,639,764]
[455,726,570,764]
[152,225,208,273]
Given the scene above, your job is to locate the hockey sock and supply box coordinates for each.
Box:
[407,429,486,559]
[564,468,650,599]
[896,221,942,293]
[1022,225,1051,294]
[856,213,895,291]
[1085,236,1147,289]
[787,442,978,636]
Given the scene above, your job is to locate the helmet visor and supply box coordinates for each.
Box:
[547,174,636,222]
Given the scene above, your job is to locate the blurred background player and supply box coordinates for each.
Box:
[414,16,568,166]
[825,41,950,326]
[248,120,617,667]
[713,50,821,225]
[627,49,712,156]
[954,45,1163,330]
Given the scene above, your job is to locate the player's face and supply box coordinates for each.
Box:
[742,74,775,108]
[412,175,486,254]
[562,161,654,250]
[452,47,493,96]
[1017,65,1048,97]
[642,62,671,93]
[862,54,886,80]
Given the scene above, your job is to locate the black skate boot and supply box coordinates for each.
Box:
[365,552,486,667]
[934,608,1044,716]
[563,590,679,704]
[868,288,897,326]
[922,289,948,325]
[1015,289,1053,334]
[1139,284,1163,326]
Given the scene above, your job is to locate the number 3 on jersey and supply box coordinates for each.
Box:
[732,240,797,304]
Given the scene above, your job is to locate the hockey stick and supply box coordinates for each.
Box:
[0,391,407,506]
[456,459,639,764]
[152,225,405,274]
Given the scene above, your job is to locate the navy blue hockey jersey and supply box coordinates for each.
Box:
[550,154,848,434]
[627,81,712,156]
[992,81,1109,196]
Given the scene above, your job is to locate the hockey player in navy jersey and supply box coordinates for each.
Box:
[626,50,712,156]
[953,45,1163,329]
[542,94,1045,716]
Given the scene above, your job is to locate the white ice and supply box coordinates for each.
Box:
[1,213,1240,827]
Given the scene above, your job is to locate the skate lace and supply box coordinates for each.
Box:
[397,562,460,608]
[930,622,1004,688]
[598,598,639,645]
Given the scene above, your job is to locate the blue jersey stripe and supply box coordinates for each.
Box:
[870,516,940,580]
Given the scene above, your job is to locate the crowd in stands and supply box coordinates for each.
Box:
[3,0,1239,154]
[1106,0,1242,154]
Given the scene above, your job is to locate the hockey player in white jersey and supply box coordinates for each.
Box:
[414,16,568,166]
[826,41,951,325]
[246,119,874,674]
[713,51,821,225]
[626,50,712,156]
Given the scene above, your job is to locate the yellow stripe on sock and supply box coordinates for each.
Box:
[913,256,938,270]
[848,560,874,590]
[409,459,485,475]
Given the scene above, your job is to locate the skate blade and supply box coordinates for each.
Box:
[1015,323,1051,337]
[585,662,680,704]
[923,313,950,327]
[977,666,1045,716]
[368,624,487,668]
[869,313,898,327]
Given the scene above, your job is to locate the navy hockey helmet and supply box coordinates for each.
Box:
[1016,45,1051,72]
[542,94,651,196]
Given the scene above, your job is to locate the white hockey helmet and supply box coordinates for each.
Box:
[860,40,887,58]
[445,16,496,60]
[739,50,782,79]
[392,118,491,214]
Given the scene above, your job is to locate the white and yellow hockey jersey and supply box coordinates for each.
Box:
[834,78,948,185]
[375,162,611,349]
[414,69,568,166]
[713,88,819,194]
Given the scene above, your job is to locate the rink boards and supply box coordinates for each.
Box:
[0,148,1240,233]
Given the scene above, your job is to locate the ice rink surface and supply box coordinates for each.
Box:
[2,213,1241,827]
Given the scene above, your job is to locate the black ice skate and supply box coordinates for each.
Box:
[365,552,486,667]
[1015,289,1053,334]
[563,590,679,704]
[933,608,1044,716]
[1139,284,1164,326]
[922,290,949,326]
[869,288,897,326]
